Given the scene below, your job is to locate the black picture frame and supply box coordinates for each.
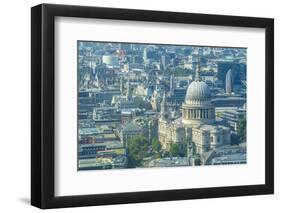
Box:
[31,3,274,209]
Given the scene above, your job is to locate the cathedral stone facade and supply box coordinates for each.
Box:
[158,64,231,162]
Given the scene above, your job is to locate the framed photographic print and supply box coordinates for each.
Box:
[31,3,274,209]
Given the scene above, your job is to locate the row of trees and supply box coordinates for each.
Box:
[126,136,192,168]
[169,143,187,157]
[168,137,192,157]
[127,136,162,168]
[126,136,148,168]
[166,67,193,77]
[237,117,246,143]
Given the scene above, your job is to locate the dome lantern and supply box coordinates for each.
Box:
[194,54,201,81]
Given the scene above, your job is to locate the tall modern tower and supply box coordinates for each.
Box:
[120,76,124,94]
[143,48,147,61]
[225,69,234,94]
[161,55,167,70]
[170,74,175,95]
[126,78,132,101]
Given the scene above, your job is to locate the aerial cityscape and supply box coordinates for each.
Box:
[77,41,247,171]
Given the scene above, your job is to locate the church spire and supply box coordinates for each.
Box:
[126,77,132,101]
[120,76,124,93]
[195,51,201,81]
[95,73,100,87]
[160,92,166,117]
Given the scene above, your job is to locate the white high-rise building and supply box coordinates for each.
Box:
[102,55,119,67]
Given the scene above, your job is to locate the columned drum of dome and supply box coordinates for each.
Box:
[182,79,215,125]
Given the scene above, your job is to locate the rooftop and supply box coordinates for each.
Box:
[148,157,190,167]
[79,127,99,135]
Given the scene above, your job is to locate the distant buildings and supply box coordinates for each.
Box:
[78,42,247,170]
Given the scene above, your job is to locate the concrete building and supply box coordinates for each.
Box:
[206,144,247,165]
[212,96,246,108]
[94,89,121,104]
[119,122,143,145]
[220,108,246,131]
[92,106,121,124]
[121,110,135,124]
[170,87,187,105]
[102,55,119,67]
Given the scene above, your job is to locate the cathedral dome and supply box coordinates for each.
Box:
[181,53,215,125]
[185,81,211,101]
[182,79,215,125]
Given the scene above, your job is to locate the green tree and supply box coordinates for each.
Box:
[127,136,149,168]
[152,138,162,153]
[165,67,192,77]
[174,67,192,77]
[237,117,246,143]
[162,151,170,158]
[169,140,189,157]
[134,97,152,110]
[169,143,180,157]
[154,153,162,159]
